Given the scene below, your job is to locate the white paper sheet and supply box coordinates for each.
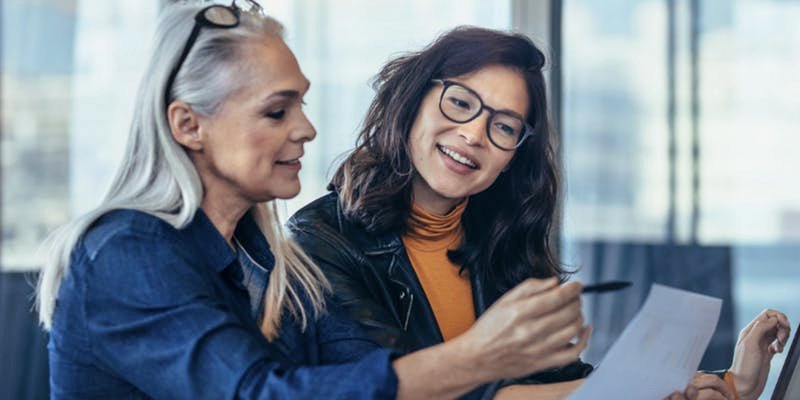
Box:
[569,284,722,400]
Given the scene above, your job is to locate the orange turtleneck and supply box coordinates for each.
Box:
[402,200,475,341]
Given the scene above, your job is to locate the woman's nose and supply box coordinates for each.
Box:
[292,111,317,143]
[458,112,488,146]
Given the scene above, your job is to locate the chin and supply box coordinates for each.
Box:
[253,182,301,202]
[430,182,471,200]
[273,184,302,200]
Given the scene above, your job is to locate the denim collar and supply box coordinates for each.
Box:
[182,208,238,273]
[182,208,276,274]
[233,210,275,271]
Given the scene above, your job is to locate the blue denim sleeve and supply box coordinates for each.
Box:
[315,304,386,364]
[82,229,398,399]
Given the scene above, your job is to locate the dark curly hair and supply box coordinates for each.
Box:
[330,26,565,295]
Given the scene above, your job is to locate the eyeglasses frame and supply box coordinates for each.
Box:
[164,1,265,110]
[431,79,534,151]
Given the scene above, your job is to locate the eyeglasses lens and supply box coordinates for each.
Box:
[204,6,238,26]
[441,85,481,122]
[488,113,523,149]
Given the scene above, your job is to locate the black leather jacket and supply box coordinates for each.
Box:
[288,192,593,396]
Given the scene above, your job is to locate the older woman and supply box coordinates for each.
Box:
[289,26,791,399]
[37,2,593,399]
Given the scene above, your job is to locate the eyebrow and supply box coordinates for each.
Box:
[260,81,311,104]
[496,108,525,121]
[261,90,299,105]
[449,79,526,120]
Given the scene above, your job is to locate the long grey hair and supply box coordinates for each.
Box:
[37,1,329,340]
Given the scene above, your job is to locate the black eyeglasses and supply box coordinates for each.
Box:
[164,0,265,110]
[431,79,533,151]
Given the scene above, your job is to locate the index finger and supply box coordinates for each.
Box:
[515,281,583,319]
[498,277,559,303]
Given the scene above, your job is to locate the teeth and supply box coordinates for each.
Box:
[439,146,476,168]
[278,159,299,164]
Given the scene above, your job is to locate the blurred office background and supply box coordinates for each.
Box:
[2,0,798,398]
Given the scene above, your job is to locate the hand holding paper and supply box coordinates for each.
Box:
[569,284,722,400]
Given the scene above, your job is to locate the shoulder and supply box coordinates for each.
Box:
[288,192,388,251]
[287,191,341,233]
[77,209,207,285]
[288,192,407,254]
[288,193,381,274]
[75,210,216,306]
[288,192,363,251]
[81,209,179,258]
[288,192,352,257]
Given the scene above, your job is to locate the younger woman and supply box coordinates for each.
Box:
[289,26,791,399]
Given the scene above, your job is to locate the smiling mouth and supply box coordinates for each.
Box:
[275,158,300,165]
[437,144,478,169]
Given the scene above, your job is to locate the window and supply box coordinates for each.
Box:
[562,0,800,394]
[2,0,160,271]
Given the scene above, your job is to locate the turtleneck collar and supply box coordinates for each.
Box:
[404,199,467,250]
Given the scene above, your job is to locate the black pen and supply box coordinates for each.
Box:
[581,281,632,294]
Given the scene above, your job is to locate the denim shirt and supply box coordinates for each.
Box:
[48,208,398,399]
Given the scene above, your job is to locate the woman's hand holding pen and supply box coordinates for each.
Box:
[393,278,589,400]
[453,278,591,381]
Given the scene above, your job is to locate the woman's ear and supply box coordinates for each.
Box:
[167,101,203,151]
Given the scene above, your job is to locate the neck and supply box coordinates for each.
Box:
[201,191,253,249]
[411,177,464,215]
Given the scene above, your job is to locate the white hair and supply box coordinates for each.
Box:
[37,1,329,340]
